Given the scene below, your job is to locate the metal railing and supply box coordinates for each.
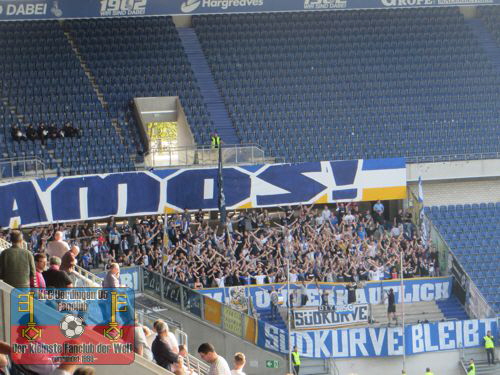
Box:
[74,264,103,286]
[0,238,10,252]
[146,143,267,167]
[0,156,46,180]
[328,358,340,375]
[134,299,210,374]
[140,267,265,347]
[406,151,500,164]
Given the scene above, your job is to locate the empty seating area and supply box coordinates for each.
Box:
[193,8,500,163]
[479,6,500,48]
[0,21,132,175]
[67,17,214,149]
[425,203,500,312]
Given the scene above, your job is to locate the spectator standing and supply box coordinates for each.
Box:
[373,200,385,216]
[197,343,231,375]
[42,257,73,288]
[152,321,179,371]
[134,314,153,361]
[230,352,246,375]
[269,286,279,321]
[483,330,495,365]
[386,288,398,327]
[299,280,309,307]
[31,253,47,288]
[291,346,301,375]
[321,289,330,308]
[102,263,121,288]
[61,245,80,269]
[347,282,357,304]
[210,132,221,149]
[467,359,475,375]
[46,231,70,259]
[0,231,36,288]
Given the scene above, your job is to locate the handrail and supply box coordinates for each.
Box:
[140,266,287,371]
[0,156,46,179]
[406,151,500,164]
[150,143,264,153]
[71,269,100,288]
[0,238,11,252]
[145,143,271,168]
[74,264,103,286]
[328,357,340,375]
[135,304,209,375]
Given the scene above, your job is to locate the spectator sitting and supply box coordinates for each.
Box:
[46,231,70,259]
[42,256,73,288]
[151,320,179,371]
[0,230,36,288]
[48,123,59,139]
[62,122,73,138]
[26,124,37,141]
[37,123,49,144]
[11,124,26,142]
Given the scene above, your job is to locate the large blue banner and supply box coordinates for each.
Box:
[258,318,498,358]
[0,158,406,228]
[0,0,498,21]
[199,277,453,308]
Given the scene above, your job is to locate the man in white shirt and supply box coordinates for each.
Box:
[198,343,231,375]
[321,205,331,221]
[343,211,356,225]
[46,231,70,259]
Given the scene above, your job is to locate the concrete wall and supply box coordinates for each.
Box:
[459,6,477,19]
[176,98,195,148]
[408,178,500,206]
[172,15,192,27]
[335,349,463,375]
[407,159,500,182]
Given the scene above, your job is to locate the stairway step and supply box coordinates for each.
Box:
[177,27,239,144]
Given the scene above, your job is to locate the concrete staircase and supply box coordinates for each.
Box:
[466,19,500,73]
[300,358,331,375]
[460,347,500,374]
[370,301,445,326]
[177,28,239,144]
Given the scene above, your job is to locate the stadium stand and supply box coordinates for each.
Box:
[478,5,500,71]
[0,21,131,176]
[425,202,500,312]
[66,17,216,153]
[193,8,500,163]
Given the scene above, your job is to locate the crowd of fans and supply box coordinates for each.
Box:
[1,202,438,290]
[0,202,438,375]
[11,122,81,143]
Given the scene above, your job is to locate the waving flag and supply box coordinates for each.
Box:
[218,146,226,225]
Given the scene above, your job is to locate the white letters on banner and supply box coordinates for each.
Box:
[257,319,498,358]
